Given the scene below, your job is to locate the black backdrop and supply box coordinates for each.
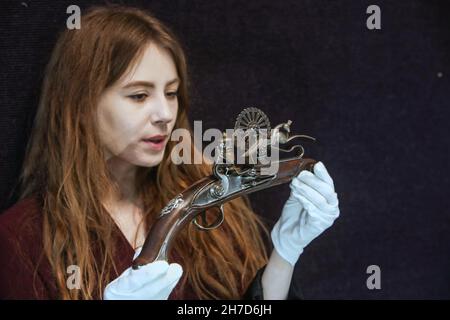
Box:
[0,0,449,299]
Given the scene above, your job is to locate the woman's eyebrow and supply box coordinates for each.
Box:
[122,78,180,89]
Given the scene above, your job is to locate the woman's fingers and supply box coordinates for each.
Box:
[166,263,183,282]
[137,263,183,300]
[292,179,338,213]
[293,171,338,207]
[123,261,170,290]
[110,260,180,294]
[297,163,334,188]
[295,194,339,227]
[313,161,335,188]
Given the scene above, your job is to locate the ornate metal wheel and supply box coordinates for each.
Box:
[233,108,271,163]
[234,107,271,132]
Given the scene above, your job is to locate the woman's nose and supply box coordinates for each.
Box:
[150,95,174,125]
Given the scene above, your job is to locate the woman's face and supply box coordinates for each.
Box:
[97,42,179,168]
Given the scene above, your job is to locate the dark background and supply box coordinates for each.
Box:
[0,0,449,299]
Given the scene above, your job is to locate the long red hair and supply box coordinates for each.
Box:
[18,5,269,299]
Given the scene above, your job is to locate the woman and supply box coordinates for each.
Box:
[0,5,340,300]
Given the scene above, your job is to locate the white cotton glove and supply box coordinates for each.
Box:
[103,247,183,300]
[271,161,340,266]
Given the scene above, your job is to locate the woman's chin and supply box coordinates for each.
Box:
[136,153,165,168]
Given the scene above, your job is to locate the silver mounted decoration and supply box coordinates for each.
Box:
[234,107,271,131]
[159,194,184,217]
[192,107,316,231]
[215,107,316,166]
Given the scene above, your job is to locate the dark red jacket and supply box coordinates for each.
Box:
[0,197,195,299]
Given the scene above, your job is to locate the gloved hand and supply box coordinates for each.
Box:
[103,247,183,300]
[271,161,340,266]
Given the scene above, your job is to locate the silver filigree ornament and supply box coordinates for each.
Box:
[159,194,184,217]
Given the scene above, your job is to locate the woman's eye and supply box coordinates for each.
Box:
[128,93,148,102]
[166,91,179,99]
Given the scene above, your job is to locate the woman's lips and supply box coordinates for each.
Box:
[141,136,167,151]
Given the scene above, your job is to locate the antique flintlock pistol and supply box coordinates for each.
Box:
[132,107,317,269]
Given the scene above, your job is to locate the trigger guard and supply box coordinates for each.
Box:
[193,205,225,231]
